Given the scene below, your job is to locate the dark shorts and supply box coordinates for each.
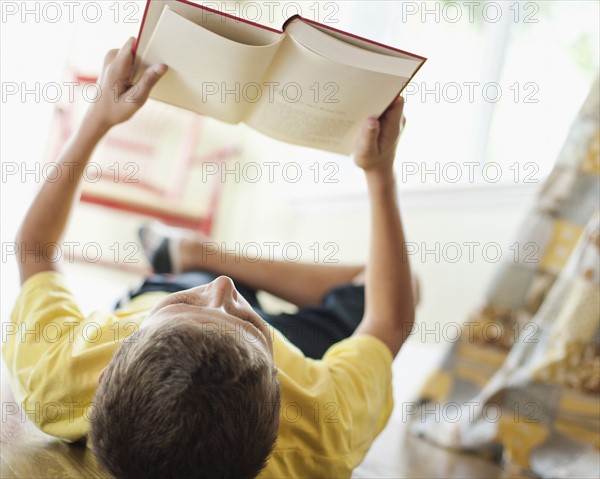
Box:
[119,271,365,359]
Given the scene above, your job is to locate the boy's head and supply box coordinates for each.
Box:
[90,276,281,479]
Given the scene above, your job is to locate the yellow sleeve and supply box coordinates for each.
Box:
[322,334,394,458]
[2,271,112,441]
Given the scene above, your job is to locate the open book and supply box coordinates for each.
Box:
[133,0,426,155]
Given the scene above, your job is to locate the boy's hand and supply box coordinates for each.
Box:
[86,37,168,132]
[354,96,405,173]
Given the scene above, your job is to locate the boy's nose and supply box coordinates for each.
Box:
[208,276,238,305]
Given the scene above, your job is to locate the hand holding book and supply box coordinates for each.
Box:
[87,37,168,133]
[354,96,406,173]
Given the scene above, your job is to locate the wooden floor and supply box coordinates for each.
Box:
[0,344,521,479]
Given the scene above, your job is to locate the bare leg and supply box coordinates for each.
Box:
[179,236,364,308]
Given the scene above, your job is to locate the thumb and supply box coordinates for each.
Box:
[355,117,380,159]
[132,64,168,102]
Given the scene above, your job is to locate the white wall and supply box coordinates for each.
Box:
[211,133,539,344]
[0,1,563,344]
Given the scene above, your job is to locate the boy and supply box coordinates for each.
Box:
[3,38,414,478]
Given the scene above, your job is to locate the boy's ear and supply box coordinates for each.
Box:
[99,367,108,384]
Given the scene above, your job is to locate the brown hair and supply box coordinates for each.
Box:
[89,318,280,479]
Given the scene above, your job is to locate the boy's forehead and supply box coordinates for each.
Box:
[143,308,264,345]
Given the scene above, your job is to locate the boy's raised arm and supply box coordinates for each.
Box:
[353,97,416,357]
[15,38,167,284]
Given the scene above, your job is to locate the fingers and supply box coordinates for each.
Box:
[355,117,380,159]
[130,64,168,103]
[100,49,119,84]
[103,49,119,69]
[110,37,137,79]
[380,96,404,126]
[116,36,136,62]
[378,96,404,147]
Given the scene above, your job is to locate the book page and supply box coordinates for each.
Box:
[135,1,282,55]
[245,35,414,155]
[286,19,423,76]
[304,20,423,60]
[137,6,284,123]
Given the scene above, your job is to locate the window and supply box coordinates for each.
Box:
[267,0,599,198]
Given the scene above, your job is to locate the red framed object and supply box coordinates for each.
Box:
[46,71,241,236]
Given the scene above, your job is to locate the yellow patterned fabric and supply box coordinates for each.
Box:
[413,78,600,478]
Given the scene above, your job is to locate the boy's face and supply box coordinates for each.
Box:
[139,276,274,359]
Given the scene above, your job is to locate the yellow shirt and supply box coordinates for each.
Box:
[3,271,394,478]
